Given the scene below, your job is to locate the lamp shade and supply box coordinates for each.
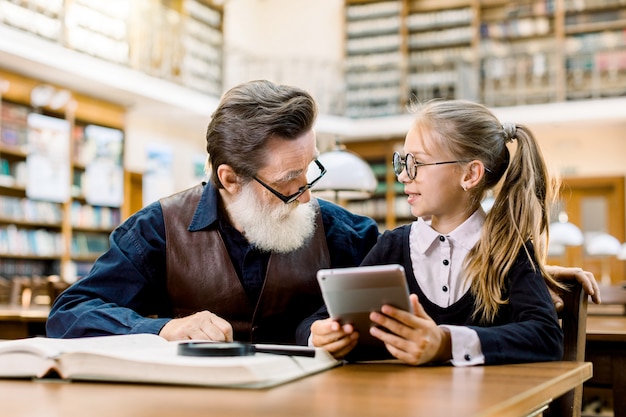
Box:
[585,232,622,285]
[310,148,377,200]
[547,243,566,257]
[585,232,622,256]
[549,221,584,246]
[618,243,626,260]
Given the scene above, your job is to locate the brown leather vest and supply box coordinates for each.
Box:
[160,185,330,344]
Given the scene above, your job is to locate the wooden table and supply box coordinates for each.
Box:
[0,361,591,417]
[588,283,626,316]
[585,314,626,417]
[595,282,626,306]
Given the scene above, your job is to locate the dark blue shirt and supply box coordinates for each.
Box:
[46,182,380,339]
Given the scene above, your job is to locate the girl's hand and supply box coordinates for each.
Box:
[310,318,359,359]
[545,265,601,310]
[369,294,451,365]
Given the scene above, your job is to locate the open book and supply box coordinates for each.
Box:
[0,334,340,388]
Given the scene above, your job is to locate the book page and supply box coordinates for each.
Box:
[59,346,310,387]
[0,351,56,378]
[0,335,340,388]
[0,333,167,356]
[292,348,338,374]
[0,334,168,378]
[58,339,339,388]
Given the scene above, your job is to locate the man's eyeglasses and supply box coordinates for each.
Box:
[392,152,468,180]
[253,159,327,204]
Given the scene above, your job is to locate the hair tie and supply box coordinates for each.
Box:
[502,123,516,143]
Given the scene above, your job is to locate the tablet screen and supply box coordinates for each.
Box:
[316,264,411,361]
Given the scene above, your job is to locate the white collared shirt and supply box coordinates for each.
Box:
[409,209,486,366]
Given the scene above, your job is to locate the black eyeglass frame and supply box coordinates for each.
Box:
[253,159,327,204]
[392,152,469,180]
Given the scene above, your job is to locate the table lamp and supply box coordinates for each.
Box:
[548,212,584,260]
[618,243,626,261]
[585,232,622,285]
[310,144,377,201]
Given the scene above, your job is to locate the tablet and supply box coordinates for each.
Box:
[316,264,411,361]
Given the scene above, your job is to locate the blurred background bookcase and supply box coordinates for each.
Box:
[342,0,626,238]
[344,0,626,117]
[343,138,414,231]
[0,69,127,308]
[0,0,224,97]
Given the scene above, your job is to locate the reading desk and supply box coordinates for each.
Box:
[583,282,626,415]
[0,361,591,417]
[585,314,626,416]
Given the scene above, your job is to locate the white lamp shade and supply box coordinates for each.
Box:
[547,243,566,257]
[311,149,377,200]
[585,232,622,256]
[618,243,626,260]
[549,221,584,246]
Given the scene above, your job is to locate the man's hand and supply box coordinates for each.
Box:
[545,265,601,311]
[159,311,233,341]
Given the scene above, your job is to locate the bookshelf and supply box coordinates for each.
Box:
[478,0,562,106]
[343,0,626,117]
[341,0,626,228]
[407,0,478,102]
[344,138,415,230]
[179,0,224,97]
[0,0,223,98]
[0,69,126,307]
[344,0,404,118]
[563,0,626,100]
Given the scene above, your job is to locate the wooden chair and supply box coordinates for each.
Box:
[46,276,71,306]
[547,281,589,417]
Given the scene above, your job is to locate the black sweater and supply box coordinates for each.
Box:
[303,224,563,365]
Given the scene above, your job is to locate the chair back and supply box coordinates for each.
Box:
[547,281,588,417]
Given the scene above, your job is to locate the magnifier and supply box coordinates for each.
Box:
[177,341,316,357]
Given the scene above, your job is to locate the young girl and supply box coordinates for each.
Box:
[311,99,565,366]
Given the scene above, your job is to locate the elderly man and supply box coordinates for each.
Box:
[46,80,379,343]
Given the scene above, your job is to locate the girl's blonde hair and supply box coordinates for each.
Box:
[411,99,561,323]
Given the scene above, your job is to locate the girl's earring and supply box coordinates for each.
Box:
[462,184,467,191]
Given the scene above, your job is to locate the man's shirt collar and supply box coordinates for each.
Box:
[188,181,221,231]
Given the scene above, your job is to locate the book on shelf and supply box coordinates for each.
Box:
[0,333,340,389]
[0,101,29,148]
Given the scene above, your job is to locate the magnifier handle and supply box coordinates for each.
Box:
[177,341,317,357]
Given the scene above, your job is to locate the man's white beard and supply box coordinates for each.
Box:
[227,182,317,253]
